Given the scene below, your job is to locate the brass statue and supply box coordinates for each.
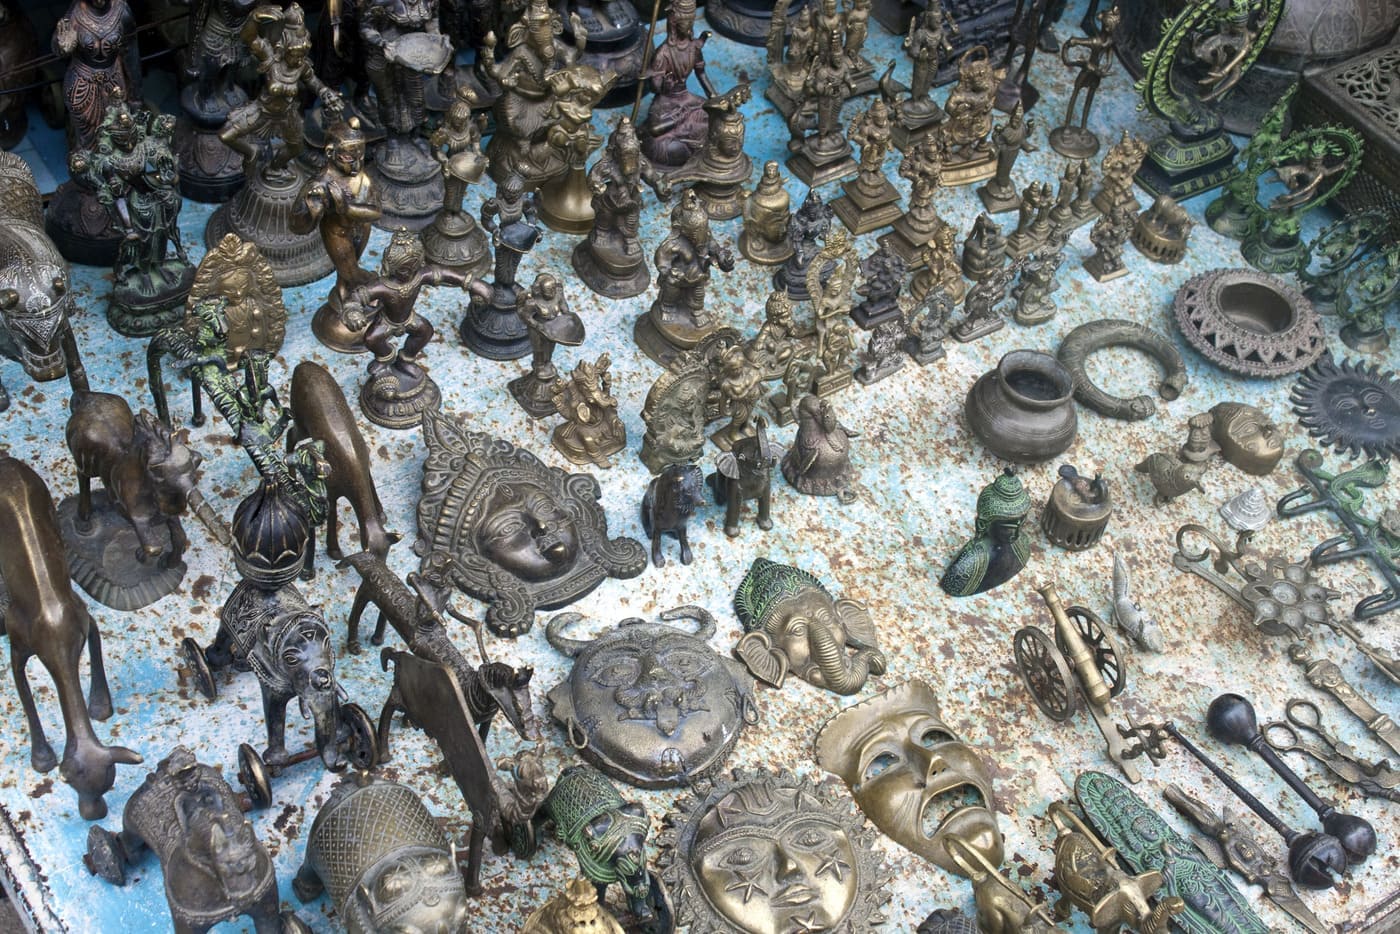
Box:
[637,0,714,169]
[833,92,903,234]
[978,104,1037,214]
[882,130,951,265]
[292,118,382,353]
[1084,202,1136,282]
[941,45,1004,185]
[572,117,670,298]
[551,354,626,468]
[733,557,886,695]
[783,394,859,503]
[423,85,491,275]
[739,161,794,266]
[186,233,287,366]
[663,79,754,220]
[177,0,258,201]
[1048,800,1184,932]
[785,36,859,187]
[912,224,967,302]
[898,0,958,144]
[1049,3,1119,159]
[710,344,766,451]
[635,189,737,364]
[462,172,542,360]
[510,273,586,417]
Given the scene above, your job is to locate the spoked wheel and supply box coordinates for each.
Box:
[182,637,217,701]
[1057,606,1127,697]
[281,912,313,934]
[341,703,380,771]
[1013,627,1078,722]
[83,826,126,885]
[238,743,273,810]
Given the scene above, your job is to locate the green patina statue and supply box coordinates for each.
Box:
[1204,85,1293,239]
[1336,245,1399,354]
[940,468,1032,597]
[70,102,194,337]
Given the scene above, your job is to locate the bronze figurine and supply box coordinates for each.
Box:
[657,769,890,934]
[640,348,713,473]
[1091,131,1147,219]
[1048,799,1184,931]
[1111,551,1164,652]
[978,104,1037,213]
[905,287,954,365]
[572,117,670,299]
[510,273,587,418]
[814,679,1003,876]
[707,417,780,536]
[638,0,715,169]
[774,189,835,301]
[186,234,286,366]
[833,92,903,235]
[70,103,195,337]
[733,557,885,694]
[523,878,626,934]
[636,189,737,364]
[951,260,1013,342]
[852,240,908,328]
[783,395,860,504]
[287,361,400,578]
[347,228,469,428]
[709,343,766,451]
[784,37,860,187]
[881,130,952,265]
[423,85,491,275]
[1131,194,1194,264]
[1048,4,1119,159]
[897,0,958,146]
[961,212,1008,282]
[1083,202,1136,282]
[416,410,646,637]
[1135,452,1207,506]
[295,774,471,930]
[641,463,706,567]
[0,451,143,820]
[84,746,296,933]
[941,469,1032,596]
[739,161,794,266]
[176,0,257,201]
[664,80,754,221]
[462,172,542,361]
[940,46,1004,185]
[856,313,908,385]
[911,224,967,303]
[545,606,757,788]
[1012,246,1064,325]
[1041,464,1111,551]
[292,117,382,353]
[551,354,627,468]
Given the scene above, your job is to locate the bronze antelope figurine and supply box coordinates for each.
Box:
[0,451,142,819]
[340,550,540,745]
[286,361,400,577]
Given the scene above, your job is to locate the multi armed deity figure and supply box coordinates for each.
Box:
[833,92,902,234]
[573,117,671,298]
[635,189,736,364]
[940,45,1004,185]
[785,35,859,187]
[638,0,714,169]
[882,130,951,265]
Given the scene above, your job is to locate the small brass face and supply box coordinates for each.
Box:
[814,680,1003,876]
[1209,402,1284,476]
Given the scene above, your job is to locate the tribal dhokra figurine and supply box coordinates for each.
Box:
[45,0,142,266]
[551,354,626,468]
[208,3,340,288]
[895,0,958,148]
[740,161,794,266]
[912,224,967,302]
[296,775,470,933]
[422,85,491,275]
[84,746,291,933]
[978,104,1036,213]
[70,104,195,337]
[292,118,382,352]
[639,0,715,169]
[1048,3,1119,159]
[573,117,670,299]
[510,273,586,417]
[636,189,737,365]
[176,0,257,201]
[544,607,757,788]
[940,46,1004,185]
[357,0,452,226]
[461,173,542,360]
[833,92,903,235]
[782,395,860,503]
[940,468,1032,596]
[774,189,835,301]
[186,233,287,366]
[665,80,754,221]
[1134,0,1283,199]
[0,451,144,820]
[658,770,890,933]
[881,130,953,266]
[345,229,468,429]
[1132,194,1194,264]
[416,411,647,636]
[733,557,885,693]
[0,153,79,414]
[785,40,860,187]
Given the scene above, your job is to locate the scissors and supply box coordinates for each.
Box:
[1263,699,1400,801]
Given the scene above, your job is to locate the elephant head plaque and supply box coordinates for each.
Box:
[416,409,647,637]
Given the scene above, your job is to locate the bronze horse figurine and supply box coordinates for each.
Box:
[0,451,142,819]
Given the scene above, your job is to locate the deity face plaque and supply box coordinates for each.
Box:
[1209,402,1284,476]
[814,680,1003,877]
[545,607,758,788]
[658,770,889,934]
[416,411,646,637]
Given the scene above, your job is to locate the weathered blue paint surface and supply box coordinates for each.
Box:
[1,2,1397,931]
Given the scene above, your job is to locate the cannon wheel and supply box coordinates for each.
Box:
[1056,606,1127,698]
[281,912,313,934]
[182,637,217,701]
[1013,627,1078,722]
[342,703,380,771]
[83,826,126,886]
[238,743,273,810]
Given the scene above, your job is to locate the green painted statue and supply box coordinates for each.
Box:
[940,468,1032,596]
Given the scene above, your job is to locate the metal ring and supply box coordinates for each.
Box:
[1057,319,1188,421]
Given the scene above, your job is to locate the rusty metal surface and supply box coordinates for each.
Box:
[1,3,1397,930]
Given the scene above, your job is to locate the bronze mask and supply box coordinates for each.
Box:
[1209,402,1284,476]
[814,680,1003,877]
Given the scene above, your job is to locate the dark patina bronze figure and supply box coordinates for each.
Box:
[461,173,541,360]
[707,417,780,536]
[941,468,1032,596]
[572,117,670,298]
[510,273,587,417]
[642,463,706,567]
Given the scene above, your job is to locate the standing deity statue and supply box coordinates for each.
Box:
[902,0,957,126]
[1049,3,1119,159]
[636,189,736,363]
[573,118,671,298]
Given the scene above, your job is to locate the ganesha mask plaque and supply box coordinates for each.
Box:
[657,769,890,934]
[814,679,1004,877]
[416,410,647,637]
[546,606,759,789]
[733,558,886,695]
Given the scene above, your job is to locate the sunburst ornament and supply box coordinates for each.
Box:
[1291,353,1400,459]
[1173,268,1324,377]
[656,769,890,934]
